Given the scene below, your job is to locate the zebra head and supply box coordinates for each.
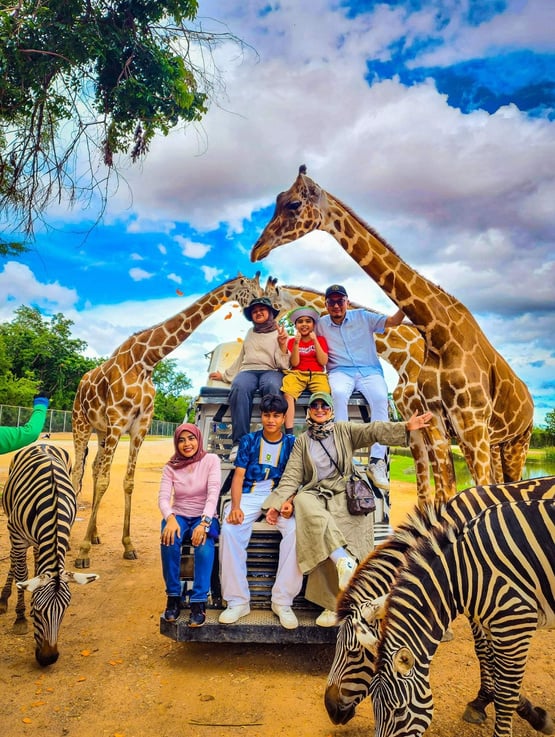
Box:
[18,570,99,666]
[369,646,434,737]
[324,595,388,723]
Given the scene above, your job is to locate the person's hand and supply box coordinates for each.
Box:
[33,394,50,409]
[405,410,433,431]
[209,370,223,381]
[280,500,294,519]
[226,507,244,525]
[308,331,317,343]
[277,324,288,348]
[266,508,279,525]
[161,516,180,546]
[191,523,207,547]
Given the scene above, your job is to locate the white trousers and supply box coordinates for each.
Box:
[328,370,389,459]
[220,489,303,607]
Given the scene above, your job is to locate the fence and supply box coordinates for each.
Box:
[0,404,179,438]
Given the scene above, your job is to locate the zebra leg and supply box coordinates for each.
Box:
[463,621,495,724]
[0,567,14,614]
[516,696,555,735]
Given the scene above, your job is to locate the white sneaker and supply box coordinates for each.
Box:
[218,604,250,624]
[367,459,390,491]
[336,556,357,590]
[315,609,337,627]
[229,445,239,462]
[271,603,298,630]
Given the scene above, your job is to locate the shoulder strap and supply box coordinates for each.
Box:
[316,438,344,475]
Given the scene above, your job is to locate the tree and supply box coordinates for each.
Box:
[0,1,246,236]
[0,305,101,408]
[152,358,194,423]
[545,409,555,437]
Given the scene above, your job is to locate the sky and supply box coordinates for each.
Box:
[1,0,554,425]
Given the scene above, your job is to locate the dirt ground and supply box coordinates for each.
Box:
[0,435,553,737]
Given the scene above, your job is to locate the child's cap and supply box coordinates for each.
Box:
[288,305,320,324]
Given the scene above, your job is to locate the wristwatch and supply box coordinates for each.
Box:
[201,515,212,527]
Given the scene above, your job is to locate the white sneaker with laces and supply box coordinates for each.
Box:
[271,602,298,629]
[336,556,357,590]
[367,459,390,491]
[315,609,337,627]
[228,445,239,463]
[218,604,250,624]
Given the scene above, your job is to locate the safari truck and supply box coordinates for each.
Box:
[160,342,394,645]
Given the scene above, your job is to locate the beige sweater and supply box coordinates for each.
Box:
[222,328,290,382]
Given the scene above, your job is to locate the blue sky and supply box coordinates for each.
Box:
[1,0,554,425]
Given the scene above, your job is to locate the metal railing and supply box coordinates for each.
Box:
[0,404,178,437]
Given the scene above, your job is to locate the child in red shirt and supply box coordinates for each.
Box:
[281,306,330,433]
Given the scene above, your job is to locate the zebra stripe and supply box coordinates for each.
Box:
[369,499,555,737]
[0,444,99,666]
[324,475,555,729]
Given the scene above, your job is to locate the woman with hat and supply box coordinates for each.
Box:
[209,296,289,460]
[263,391,431,626]
[281,305,330,434]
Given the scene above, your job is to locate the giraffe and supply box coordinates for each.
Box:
[71,273,264,568]
[263,279,440,505]
[252,167,534,505]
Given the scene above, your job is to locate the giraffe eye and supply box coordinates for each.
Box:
[285,200,301,211]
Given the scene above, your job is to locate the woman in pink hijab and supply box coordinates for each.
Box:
[158,423,221,627]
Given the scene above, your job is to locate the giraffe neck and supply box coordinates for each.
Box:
[322,191,466,342]
[114,280,249,368]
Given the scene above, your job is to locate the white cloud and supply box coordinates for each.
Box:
[0,262,78,318]
[129,267,154,281]
[167,273,182,284]
[201,265,223,283]
[174,235,212,259]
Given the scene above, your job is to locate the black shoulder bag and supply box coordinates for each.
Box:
[317,439,376,516]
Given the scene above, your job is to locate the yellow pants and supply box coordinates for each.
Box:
[281,370,331,399]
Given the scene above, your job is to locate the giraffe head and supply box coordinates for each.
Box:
[251,165,325,262]
[226,271,265,306]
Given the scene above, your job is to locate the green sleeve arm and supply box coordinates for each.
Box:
[0,405,48,455]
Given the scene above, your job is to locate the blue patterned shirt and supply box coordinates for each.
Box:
[235,430,296,494]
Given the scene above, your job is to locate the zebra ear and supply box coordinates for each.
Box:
[16,574,52,592]
[354,621,379,650]
[61,571,100,585]
[393,647,415,676]
[360,594,388,624]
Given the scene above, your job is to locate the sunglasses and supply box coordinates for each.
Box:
[309,402,331,410]
[326,297,346,306]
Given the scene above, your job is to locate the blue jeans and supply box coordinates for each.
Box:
[228,370,284,443]
[160,515,215,603]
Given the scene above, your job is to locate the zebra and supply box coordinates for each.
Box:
[367,498,555,737]
[0,444,99,666]
[324,475,555,732]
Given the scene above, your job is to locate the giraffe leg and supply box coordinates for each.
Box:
[74,431,118,568]
[71,425,93,495]
[120,426,148,560]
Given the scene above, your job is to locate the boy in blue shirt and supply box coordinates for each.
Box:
[219,394,302,629]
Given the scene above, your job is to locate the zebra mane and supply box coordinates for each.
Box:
[375,512,459,652]
[337,503,452,620]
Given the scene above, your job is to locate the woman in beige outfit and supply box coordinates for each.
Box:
[263,391,431,625]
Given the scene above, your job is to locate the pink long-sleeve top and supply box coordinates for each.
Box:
[158,453,221,521]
